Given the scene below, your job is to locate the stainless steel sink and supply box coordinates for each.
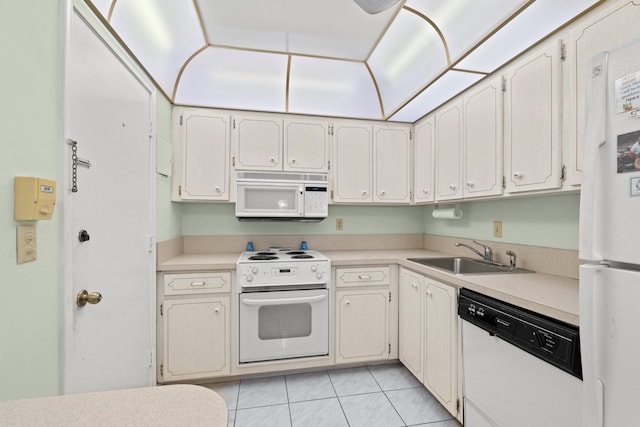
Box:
[407,257,533,275]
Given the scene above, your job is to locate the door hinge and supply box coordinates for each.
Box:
[560,41,567,61]
[388,343,391,354]
[502,176,506,189]
[160,303,163,316]
[179,115,183,126]
[178,185,182,196]
[409,130,413,140]
[149,236,155,253]
[232,156,236,167]
[233,118,236,129]
[501,76,506,92]
[149,350,154,368]
[331,189,334,200]
[160,363,163,377]
[561,165,567,181]
[457,398,460,412]
[389,293,392,303]
[327,160,331,170]
[409,191,412,200]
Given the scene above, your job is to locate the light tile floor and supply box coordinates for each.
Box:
[204,363,463,427]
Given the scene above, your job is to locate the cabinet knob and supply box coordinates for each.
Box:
[215,186,221,193]
[466,181,474,187]
[412,283,417,289]
[422,189,429,194]
[214,308,219,313]
[291,159,296,163]
[426,290,433,297]
[345,300,351,305]
[513,172,523,178]
[380,190,386,196]
[270,157,276,163]
[361,191,367,197]
[449,184,457,191]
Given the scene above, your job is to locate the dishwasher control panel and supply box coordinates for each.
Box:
[459,288,582,379]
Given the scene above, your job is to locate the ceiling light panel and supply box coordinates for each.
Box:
[288,57,381,119]
[195,0,400,60]
[368,10,448,115]
[404,0,529,65]
[456,0,601,72]
[109,0,205,96]
[174,47,288,112]
[390,70,484,122]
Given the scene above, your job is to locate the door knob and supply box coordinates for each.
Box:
[76,290,102,307]
[78,229,90,242]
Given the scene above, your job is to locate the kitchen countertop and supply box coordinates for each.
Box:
[158,249,579,325]
[0,384,227,426]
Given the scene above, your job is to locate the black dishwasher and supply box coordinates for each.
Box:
[458,288,582,379]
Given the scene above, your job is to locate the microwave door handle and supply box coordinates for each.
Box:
[241,294,327,306]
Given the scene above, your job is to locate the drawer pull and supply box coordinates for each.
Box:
[358,274,372,280]
[190,281,205,287]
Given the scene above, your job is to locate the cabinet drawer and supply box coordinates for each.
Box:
[335,267,390,287]
[163,272,231,295]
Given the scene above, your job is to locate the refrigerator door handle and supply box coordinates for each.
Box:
[579,52,608,262]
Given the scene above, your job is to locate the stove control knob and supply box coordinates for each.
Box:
[311,265,317,272]
[246,275,253,282]
[251,267,259,274]
[316,272,323,279]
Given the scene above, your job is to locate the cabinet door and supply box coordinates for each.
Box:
[161,296,230,382]
[564,0,640,186]
[414,116,435,203]
[435,101,463,200]
[399,269,424,382]
[174,109,230,201]
[284,119,329,172]
[424,280,458,416]
[463,75,504,198]
[373,126,412,203]
[233,115,283,170]
[335,289,389,364]
[332,124,372,203]
[504,38,562,193]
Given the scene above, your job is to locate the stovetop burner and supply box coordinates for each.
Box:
[286,251,307,255]
[291,254,313,259]
[256,251,277,255]
[248,255,279,261]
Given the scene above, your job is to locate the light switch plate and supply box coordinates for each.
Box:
[17,224,37,264]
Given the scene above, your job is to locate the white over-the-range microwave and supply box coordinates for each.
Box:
[235,171,329,221]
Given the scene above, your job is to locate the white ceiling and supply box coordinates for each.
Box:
[88,0,602,122]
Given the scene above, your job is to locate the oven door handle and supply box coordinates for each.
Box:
[241,294,327,306]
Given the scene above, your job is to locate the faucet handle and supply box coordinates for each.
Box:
[472,240,493,261]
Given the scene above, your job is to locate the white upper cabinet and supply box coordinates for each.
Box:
[332,123,373,203]
[283,119,329,172]
[373,125,412,204]
[233,115,329,172]
[233,115,283,171]
[413,115,435,204]
[462,74,504,198]
[564,0,640,186]
[504,36,563,193]
[171,107,231,201]
[435,100,463,201]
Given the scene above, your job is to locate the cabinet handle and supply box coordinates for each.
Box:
[358,274,372,280]
[190,281,205,287]
[513,172,523,178]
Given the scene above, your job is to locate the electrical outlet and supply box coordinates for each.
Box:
[17,224,37,264]
[493,220,503,238]
[336,218,344,231]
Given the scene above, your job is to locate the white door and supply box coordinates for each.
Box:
[373,126,411,203]
[61,8,155,394]
[580,265,640,427]
[435,101,463,200]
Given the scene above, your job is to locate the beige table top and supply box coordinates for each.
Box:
[0,385,227,427]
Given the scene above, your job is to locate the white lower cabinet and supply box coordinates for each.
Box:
[334,266,397,364]
[399,268,459,419]
[157,272,231,382]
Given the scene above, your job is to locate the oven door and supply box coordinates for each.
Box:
[239,289,329,363]
[236,182,304,218]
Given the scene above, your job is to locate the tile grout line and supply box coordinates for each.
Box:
[367,365,409,427]
[326,369,352,427]
[284,375,293,427]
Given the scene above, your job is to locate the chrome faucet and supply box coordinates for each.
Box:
[506,250,517,269]
[455,240,493,262]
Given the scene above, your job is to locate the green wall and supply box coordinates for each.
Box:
[0,0,60,400]
[424,193,580,250]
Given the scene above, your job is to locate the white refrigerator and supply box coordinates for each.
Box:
[580,38,640,427]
